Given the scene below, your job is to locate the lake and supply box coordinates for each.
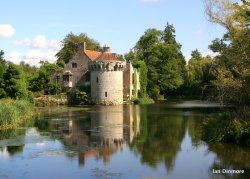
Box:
[0,100,249,179]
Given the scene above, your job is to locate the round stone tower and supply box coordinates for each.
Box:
[89,53,126,105]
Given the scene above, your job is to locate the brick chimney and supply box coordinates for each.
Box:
[78,42,86,53]
[103,44,110,52]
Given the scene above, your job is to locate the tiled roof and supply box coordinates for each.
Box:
[84,50,102,61]
[96,52,122,61]
[84,50,122,61]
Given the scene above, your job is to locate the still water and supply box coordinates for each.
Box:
[0,100,249,179]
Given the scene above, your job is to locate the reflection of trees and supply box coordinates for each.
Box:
[34,118,51,132]
[0,129,24,140]
[7,145,24,155]
[0,129,26,155]
[186,111,205,147]
[208,143,250,179]
[130,106,187,171]
[187,109,221,147]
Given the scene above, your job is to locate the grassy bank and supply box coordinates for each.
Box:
[0,99,35,129]
[133,98,155,105]
[202,113,250,146]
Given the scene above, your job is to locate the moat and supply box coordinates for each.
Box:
[0,100,249,179]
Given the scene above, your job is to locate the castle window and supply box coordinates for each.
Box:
[85,72,90,82]
[96,77,99,83]
[63,75,69,82]
[72,63,77,68]
[105,92,108,97]
[132,73,135,84]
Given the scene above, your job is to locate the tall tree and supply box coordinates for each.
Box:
[28,61,62,93]
[0,50,4,63]
[131,24,186,99]
[56,32,101,64]
[205,0,250,107]
[3,64,21,99]
[186,49,215,96]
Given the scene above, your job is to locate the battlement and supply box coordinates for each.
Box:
[89,61,126,72]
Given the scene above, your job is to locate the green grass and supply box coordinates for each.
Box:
[0,99,35,127]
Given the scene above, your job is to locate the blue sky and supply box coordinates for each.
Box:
[0,0,226,66]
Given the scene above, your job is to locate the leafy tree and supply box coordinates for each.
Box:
[208,38,227,54]
[190,49,202,61]
[205,0,250,108]
[1,64,33,102]
[129,24,186,99]
[186,49,215,96]
[0,50,5,63]
[3,64,21,98]
[56,32,101,64]
[28,61,62,93]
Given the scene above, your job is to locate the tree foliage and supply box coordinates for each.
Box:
[56,32,101,64]
[28,61,62,93]
[204,0,250,107]
[186,49,215,96]
[127,23,186,99]
[0,63,33,102]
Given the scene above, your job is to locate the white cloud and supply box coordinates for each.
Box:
[140,0,161,3]
[13,35,61,50]
[7,49,58,67]
[0,24,15,39]
[202,51,220,58]
[7,51,22,64]
[25,49,44,59]
[32,35,47,48]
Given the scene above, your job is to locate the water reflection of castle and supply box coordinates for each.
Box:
[50,105,140,165]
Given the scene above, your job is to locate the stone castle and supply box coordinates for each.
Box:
[52,43,140,105]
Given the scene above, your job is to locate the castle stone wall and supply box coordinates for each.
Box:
[89,61,125,105]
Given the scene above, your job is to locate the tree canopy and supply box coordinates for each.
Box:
[204,0,250,107]
[56,32,101,65]
[126,23,186,99]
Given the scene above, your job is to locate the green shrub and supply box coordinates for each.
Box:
[67,89,90,105]
[133,98,154,105]
[44,83,61,95]
[16,89,34,103]
[202,116,250,146]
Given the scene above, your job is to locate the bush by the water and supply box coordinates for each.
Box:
[133,98,154,105]
[202,115,250,146]
[67,89,91,105]
[0,99,34,126]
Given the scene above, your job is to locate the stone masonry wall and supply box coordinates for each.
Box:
[62,53,90,89]
[90,61,125,105]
